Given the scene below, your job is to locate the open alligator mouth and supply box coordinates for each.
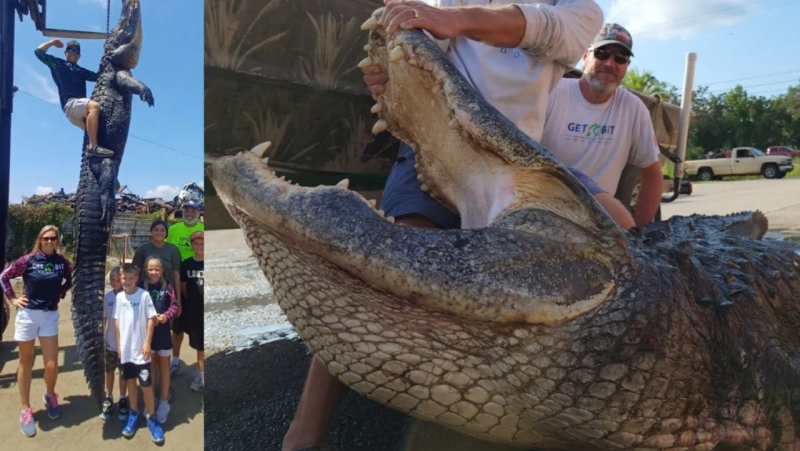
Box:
[208,9,800,450]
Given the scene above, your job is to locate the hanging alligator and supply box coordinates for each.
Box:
[72,0,153,406]
[207,10,800,451]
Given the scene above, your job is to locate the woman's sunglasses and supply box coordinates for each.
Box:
[592,48,631,65]
[41,236,58,242]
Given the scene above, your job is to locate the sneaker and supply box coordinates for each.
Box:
[148,416,165,445]
[100,397,113,420]
[43,393,61,419]
[190,373,204,392]
[117,397,129,421]
[169,360,182,377]
[20,408,36,437]
[86,144,114,157]
[122,410,138,438]
[155,400,170,424]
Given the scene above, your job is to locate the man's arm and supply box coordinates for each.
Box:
[382,1,526,48]
[35,39,63,69]
[633,162,662,227]
[381,0,603,63]
[82,67,99,82]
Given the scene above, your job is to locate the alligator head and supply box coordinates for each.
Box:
[208,12,800,450]
[106,0,142,69]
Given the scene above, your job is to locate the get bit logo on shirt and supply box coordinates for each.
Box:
[565,122,616,143]
[32,262,64,273]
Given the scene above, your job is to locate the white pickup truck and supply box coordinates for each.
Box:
[684,147,794,181]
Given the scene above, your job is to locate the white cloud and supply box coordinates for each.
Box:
[144,185,180,200]
[24,65,60,105]
[35,186,53,195]
[607,0,757,40]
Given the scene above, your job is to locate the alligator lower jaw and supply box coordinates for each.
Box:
[208,150,621,326]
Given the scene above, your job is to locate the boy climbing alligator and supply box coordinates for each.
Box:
[36,39,111,157]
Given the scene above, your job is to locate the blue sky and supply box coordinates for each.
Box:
[10,0,203,203]
[593,0,800,98]
[414,0,799,98]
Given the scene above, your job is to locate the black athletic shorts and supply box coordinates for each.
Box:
[121,362,153,387]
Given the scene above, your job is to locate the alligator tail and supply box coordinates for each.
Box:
[71,149,114,407]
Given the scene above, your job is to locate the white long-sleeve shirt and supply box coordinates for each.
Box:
[432,0,604,141]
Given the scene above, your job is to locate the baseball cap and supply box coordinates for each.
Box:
[190,231,204,242]
[183,200,200,209]
[66,40,81,50]
[589,23,634,56]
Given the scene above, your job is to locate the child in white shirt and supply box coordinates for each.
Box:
[115,263,164,444]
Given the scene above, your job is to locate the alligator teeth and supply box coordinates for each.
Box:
[336,179,350,189]
[370,103,383,114]
[372,119,388,134]
[389,46,406,62]
[236,151,243,157]
[368,199,377,208]
[279,176,286,181]
[364,44,373,52]
[262,157,269,165]
[387,216,395,223]
[250,141,272,157]
[408,58,418,66]
[377,209,385,217]
[358,57,373,69]
[420,184,430,192]
[448,119,458,129]
[417,173,424,182]
[361,17,378,30]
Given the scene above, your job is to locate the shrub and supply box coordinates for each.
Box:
[5,204,75,262]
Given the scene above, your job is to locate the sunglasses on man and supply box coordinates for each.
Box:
[592,47,631,65]
[66,47,80,55]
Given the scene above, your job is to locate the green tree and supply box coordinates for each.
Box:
[622,68,678,103]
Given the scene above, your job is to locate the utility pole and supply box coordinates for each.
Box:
[0,0,19,267]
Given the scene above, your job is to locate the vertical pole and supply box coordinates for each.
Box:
[0,0,17,267]
[674,52,697,180]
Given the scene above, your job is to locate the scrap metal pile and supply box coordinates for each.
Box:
[20,187,189,215]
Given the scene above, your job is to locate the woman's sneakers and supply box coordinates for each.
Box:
[43,393,61,419]
[148,416,165,445]
[20,408,36,437]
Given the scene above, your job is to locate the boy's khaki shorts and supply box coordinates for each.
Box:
[104,350,120,372]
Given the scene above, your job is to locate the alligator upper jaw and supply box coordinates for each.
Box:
[109,0,143,69]
[208,150,626,325]
[361,14,625,244]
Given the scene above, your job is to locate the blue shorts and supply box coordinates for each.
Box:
[380,143,606,230]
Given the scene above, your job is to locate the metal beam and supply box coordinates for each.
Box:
[41,28,107,40]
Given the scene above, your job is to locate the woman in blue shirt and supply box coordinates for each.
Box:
[1,225,73,437]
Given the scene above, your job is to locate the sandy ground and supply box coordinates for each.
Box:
[0,289,204,450]
[204,178,800,450]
